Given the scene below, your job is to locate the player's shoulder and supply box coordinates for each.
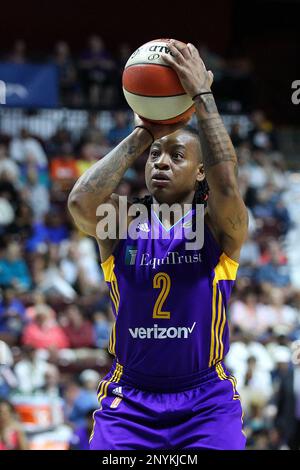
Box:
[96,193,138,262]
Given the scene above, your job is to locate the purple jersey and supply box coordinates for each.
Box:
[101,208,239,392]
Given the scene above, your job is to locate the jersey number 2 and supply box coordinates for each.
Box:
[153,272,171,319]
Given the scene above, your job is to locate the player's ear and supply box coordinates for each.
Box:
[196,163,205,183]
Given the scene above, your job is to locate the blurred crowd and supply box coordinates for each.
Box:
[0,37,254,111]
[0,106,300,450]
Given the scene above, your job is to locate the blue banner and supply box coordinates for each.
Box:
[0,63,58,108]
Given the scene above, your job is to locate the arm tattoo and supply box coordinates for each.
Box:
[72,133,147,198]
[226,211,248,231]
[195,95,237,170]
[199,94,218,114]
[195,95,248,240]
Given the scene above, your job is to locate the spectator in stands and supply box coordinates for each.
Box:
[22,304,70,350]
[62,305,95,349]
[52,41,81,107]
[249,110,278,151]
[267,288,299,335]
[59,232,104,295]
[9,128,48,167]
[225,331,274,389]
[230,122,246,147]
[45,128,72,158]
[30,251,77,302]
[7,40,27,64]
[273,197,292,236]
[14,345,54,395]
[79,112,106,146]
[59,242,79,290]
[230,291,278,338]
[259,239,287,266]
[239,355,273,414]
[0,288,26,343]
[93,311,111,350]
[24,292,47,322]
[237,232,260,279]
[76,142,99,176]
[7,201,33,244]
[65,371,99,427]
[0,399,28,449]
[40,364,61,399]
[0,288,25,322]
[0,178,20,237]
[0,143,20,184]
[116,43,132,74]
[255,246,291,288]
[273,346,300,448]
[0,340,18,398]
[79,35,117,107]
[69,408,95,450]
[0,242,31,291]
[50,142,78,193]
[24,165,50,221]
[106,111,132,146]
[243,149,270,191]
[26,210,69,253]
[244,402,269,447]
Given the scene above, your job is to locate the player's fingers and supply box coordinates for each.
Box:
[168,41,186,64]
[170,39,192,59]
[187,43,199,57]
[181,46,191,60]
[208,70,214,84]
[162,51,182,70]
[169,39,187,52]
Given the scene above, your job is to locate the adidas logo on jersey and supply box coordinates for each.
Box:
[112,386,123,397]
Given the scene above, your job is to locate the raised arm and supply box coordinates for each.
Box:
[68,115,186,256]
[68,127,151,237]
[163,40,248,261]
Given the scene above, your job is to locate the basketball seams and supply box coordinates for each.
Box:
[138,104,195,124]
[122,89,187,99]
[123,63,186,97]
[125,62,172,70]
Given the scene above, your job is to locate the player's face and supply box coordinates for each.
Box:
[145,130,204,205]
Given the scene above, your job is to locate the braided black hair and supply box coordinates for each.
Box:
[133,125,209,215]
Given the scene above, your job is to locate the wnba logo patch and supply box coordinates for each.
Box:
[110,397,122,409]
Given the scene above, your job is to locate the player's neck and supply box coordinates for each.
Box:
[152,194,194,229]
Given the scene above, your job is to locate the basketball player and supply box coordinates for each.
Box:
[68,40,248,450]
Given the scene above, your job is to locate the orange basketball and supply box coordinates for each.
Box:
[122,39,195,124]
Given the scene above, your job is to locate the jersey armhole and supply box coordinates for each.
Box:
[204,221,239,268]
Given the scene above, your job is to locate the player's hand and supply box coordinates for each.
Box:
[162,40,214,98]
[133,113,189,141]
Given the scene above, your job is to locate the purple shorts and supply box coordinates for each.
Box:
[89,362,246,450]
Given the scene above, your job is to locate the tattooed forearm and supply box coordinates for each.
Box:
[198,94,218,114]
[226,212,248,231]
[195,94,248,245]
[71,130,150,199]
[194,95,237,170]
